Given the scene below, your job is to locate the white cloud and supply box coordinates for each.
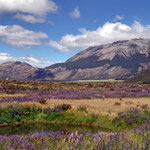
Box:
[0,53,13,62]
[114,15,124,21]
[49,41,71,52]
[20,56,54,68]
[0,25,48,48]
[47,21,150,52]
[69,7,80,19]
[0,0,58,16]
[13,13,45,23]
[0,53,54,68]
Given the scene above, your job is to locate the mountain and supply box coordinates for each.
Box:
[46,38,150,80]
[1,38,150,81]
[0,61,54,80]
[127,69,150,84]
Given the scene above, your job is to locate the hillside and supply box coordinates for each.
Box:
[1,39,150,81]
[127,69,150,83]
[0,61,54,80]
[46,38,150,80]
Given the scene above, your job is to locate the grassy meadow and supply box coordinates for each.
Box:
[0,80,150,149]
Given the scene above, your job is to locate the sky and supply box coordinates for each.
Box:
[0,0,150,68]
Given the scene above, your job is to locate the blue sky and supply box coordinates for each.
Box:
[0,0,150,67]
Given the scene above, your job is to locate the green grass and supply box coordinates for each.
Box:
[73,79,124,83]
[0,105,149,133]
[0,105,115,131]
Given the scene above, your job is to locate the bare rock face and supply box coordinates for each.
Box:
[0,61,54,80]
[46,38,150,80]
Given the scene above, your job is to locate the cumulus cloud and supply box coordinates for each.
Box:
[0,25,48,48]
[0,53,13,62]
[47,21,150,52]
[13,13,45,23]
[19,56,54,68]
[114,15,124,21]
[69,7,80,19]
[0,53,54,68]
[0,0,58,16]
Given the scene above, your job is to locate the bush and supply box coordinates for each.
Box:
[0,105,42,124]
[77,105,87,113]
[113,108,150,128]
[39,99,47,105]
[55,104,72,111]
[1,81,17,94]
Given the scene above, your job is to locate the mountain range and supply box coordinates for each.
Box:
[128,68,150,83]
[0,61,54,81]
[1,38,150,81]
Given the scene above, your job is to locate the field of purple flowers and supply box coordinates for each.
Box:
[0,81,150,149]
[0,117,150,149]
[0,81,150,103]
[0,107,149,149]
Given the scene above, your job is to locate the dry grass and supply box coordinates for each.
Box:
[0,93,26,98]
[1,97,150,118]
[42,97,150,117]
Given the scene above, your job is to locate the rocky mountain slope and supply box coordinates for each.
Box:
[46,38,150,80]
[1,38,150,81]
[128,68,150,84]
[0,61,54,80]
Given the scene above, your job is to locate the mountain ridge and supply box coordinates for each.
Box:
[1,38,150,80]
[0,61,54,80]
[46,38,150,80]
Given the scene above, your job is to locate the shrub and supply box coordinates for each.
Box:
[140,104,149,109]
[77,105,87,113]
[0,105,43,124]
[113,108,150,128]
[114,102,121,106]
[55,104,72,111]
[44,106,61,119]
[39,99,47,105]
[1,81,16,94]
